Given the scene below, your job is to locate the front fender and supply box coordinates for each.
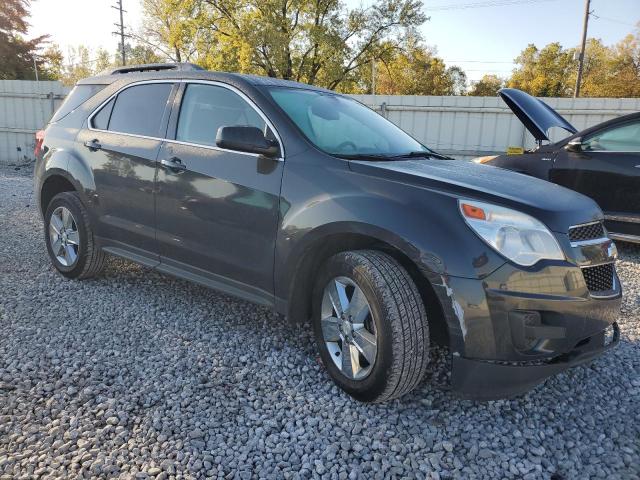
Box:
[277,189,505,285]
[274,157,507,354]
[275,197,483,355]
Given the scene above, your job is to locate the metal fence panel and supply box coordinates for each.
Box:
[0,80,70,165]
[350,94,640,159]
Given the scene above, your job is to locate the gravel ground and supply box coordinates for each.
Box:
[1,164,639,480]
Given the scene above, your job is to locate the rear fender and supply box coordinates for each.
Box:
[37,148,96,216]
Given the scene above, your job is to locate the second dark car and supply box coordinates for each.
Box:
[477,88,640,244]
[35,64,621,402]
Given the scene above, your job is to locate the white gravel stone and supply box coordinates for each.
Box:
[0,164,639,479]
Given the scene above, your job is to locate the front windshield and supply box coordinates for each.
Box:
[268,87,429,157]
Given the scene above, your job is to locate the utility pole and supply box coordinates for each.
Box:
[371,60,376,95]
[112,0,126,66]
[574,0,590,98]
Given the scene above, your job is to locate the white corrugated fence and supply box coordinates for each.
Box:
[0,80,70,165]
[350,94,640,159]
[0,79,638,165]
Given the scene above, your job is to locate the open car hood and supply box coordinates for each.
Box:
[499,88,577,142]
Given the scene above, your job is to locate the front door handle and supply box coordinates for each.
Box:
[84,139,102,151]
[160,157,187,172]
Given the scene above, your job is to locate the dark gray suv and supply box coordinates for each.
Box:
[35,63,621,402]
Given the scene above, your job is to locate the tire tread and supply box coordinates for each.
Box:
[334,250,429,402]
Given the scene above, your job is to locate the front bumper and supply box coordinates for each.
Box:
[452,322,619,400]
[436,258,622,400]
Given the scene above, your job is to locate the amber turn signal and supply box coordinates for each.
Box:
[461,203,486,220]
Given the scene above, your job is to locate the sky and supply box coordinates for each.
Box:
[28,0,640,82]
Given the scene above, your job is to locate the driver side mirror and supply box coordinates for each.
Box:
[216,126,280,158]
[565,137,583,153]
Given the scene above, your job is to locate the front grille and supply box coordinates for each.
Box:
[568,222,606,243]
[582,263,614,293]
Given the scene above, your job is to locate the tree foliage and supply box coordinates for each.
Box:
[507,28,640,98]
[370,39,466,95]
[40,3,640,98]
[139,0,427,89]
[469,74,503,97]
[48,42,165,86]
[507,42,574,97]
[0,0,55,80]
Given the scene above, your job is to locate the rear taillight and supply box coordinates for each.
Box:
[34,130,45,158]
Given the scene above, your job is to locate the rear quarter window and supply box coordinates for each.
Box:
[51,84,106,123]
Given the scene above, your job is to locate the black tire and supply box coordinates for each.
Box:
[312,250,430,402]
[44,191,106,279]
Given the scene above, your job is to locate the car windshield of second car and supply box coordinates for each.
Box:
[268,87,432,159]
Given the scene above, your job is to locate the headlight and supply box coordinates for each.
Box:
[459,200,564,266]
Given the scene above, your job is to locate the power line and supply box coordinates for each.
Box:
[424,0,557,11]
[461,68,514,72]
[591,14,636,28]
[444,60,514,63]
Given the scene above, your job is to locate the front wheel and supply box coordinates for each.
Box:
[312,250,430,402]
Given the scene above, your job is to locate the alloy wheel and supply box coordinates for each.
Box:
[49,206,80,267]
[320,276,378,380]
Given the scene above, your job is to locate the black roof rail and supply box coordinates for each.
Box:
[109,62,205,75]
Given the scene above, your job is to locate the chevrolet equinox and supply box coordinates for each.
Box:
[34,63,622,402]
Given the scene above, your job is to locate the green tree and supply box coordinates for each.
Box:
[581,32,640,97]
[506,28,640,98]
[138,0,202,62]
[40,44,65,79]
[372,40,466,95]
[140,0,427,90]
[94,48,113,74]
[469,74,503,96]
[448,66,467,95]
[507,42,575,97]
[126,44,165,65]
[0,0,51,79]
[59,45,95,85]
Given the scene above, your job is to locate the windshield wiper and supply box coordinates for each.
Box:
[337,151,453,161]
[335,153,391,161]
[391,151,452,160]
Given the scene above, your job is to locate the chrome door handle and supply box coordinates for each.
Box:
[84,139,102,151]
[635,164,640,169]
[160,157,187,172]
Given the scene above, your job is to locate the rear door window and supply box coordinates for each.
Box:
[107,83,173,137]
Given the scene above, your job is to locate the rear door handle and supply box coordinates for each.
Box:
[160,157,187,172]
[84,139,102,151]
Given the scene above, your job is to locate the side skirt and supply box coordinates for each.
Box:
[97,237,276,308]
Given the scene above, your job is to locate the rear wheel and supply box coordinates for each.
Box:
[44,192,105,279]
[312,250,430,402]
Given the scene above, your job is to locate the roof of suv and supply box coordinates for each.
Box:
[78,62,332,93]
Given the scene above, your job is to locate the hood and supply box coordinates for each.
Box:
[350,159,602,233]
[499,88,577,142]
